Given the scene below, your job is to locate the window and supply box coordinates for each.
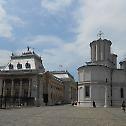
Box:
[85,85,90,97]
[17,63,22,69]
[120,88,124,98]
[25,62,31,69]
[9,63,13,70]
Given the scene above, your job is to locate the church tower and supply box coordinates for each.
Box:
[78,32,126,107]
[89,31,117,68]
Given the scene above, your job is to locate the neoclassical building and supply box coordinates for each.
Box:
[0,49,45,108]
[42,71,64,106]
[0,48,77,108]
[51,71,77,104]
[78,36,126,107]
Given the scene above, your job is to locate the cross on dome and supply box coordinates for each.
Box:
[97,31,104,39]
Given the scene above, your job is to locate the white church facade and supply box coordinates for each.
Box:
[78,36,126,107]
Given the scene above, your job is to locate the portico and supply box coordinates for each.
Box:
[0,74,35,108]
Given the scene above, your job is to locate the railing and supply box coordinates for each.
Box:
[0,96,35,109]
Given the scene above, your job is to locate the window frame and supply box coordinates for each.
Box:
[17,63,22,69]
[85,85,90,97]
[9,63,14,70]
[120,88,124,98]
[25,62,31,69]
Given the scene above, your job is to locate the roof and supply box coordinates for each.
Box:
[90,38,112,46]
[51,70,74,80]
[11,50,41,61]
[1,48,45,72]
[78,64,111,71]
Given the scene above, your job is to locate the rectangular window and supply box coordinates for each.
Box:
[85,85,90,97]
[120,88,124,98]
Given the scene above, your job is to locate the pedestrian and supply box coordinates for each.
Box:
[121,100,125,112]
[74,101,77,106]
[93,100,96,108]
[71,101,74,106]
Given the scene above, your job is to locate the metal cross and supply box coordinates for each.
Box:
[27,46,30,51]
[97,31,104,39]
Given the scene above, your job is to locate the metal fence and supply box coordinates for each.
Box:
[0,96,35,109]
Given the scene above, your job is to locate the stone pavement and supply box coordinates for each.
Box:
[0,105,126,126]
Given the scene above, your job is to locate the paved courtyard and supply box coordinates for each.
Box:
[0,105,126,126]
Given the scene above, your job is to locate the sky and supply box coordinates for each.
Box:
[0,0,126,80]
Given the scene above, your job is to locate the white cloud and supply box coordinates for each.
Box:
[0,4,12,38]
[9,16,25,27]
[0,1,25,38]
[41,0,73,12]
[0,50,11,66]
[40,0,126,72]
[72,0,126,62]
[1,0,125,78]
[25,35,64,47]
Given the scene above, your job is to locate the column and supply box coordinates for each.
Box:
[19,80,22,106]
[28,79,31,97]
[92,44,96,62]
[19,80,22,97]
[97,43,100,61]
[11,80,14,106]
[90,85,92,98]
[91,45,93,61]
[3,80,6,97]
[96,44,98,61]
[11,80,14,97]
[104,85,110,107]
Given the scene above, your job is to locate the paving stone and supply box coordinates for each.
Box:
[0,105,126,126]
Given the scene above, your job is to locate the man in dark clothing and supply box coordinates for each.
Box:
[93,100,96,108]
[121,100,125,112]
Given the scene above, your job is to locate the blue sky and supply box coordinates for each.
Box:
[0,0,126,80]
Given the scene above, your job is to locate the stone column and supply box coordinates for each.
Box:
[91,45,93,61]
[90,85,92,107]
[92,44,96,62]
[19,80,23,106]
[10,80,14,107]
[90,85,92,98]
[11,80,14,97]
[101,43,104,60]
[28,79,31,97]
[94,45,96,61]
[3,80,6,97]
[97,43,100,61]
[19,80,22,97]
[96,44,98,61]
[104,85,110,107]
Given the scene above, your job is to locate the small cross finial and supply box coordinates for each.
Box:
[97,31,104,39]
[27,46,30,51]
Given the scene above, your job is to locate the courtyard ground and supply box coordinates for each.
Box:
[0,105,126,126]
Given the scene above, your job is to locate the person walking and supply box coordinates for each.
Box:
[93,100,96,108]
[121,100,125,112]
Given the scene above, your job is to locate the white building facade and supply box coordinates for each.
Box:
[0,48,45,108]
[78,37,126,107]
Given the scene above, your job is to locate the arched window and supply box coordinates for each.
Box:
[17,62,22,69]
[120,88,124,98]
[25,62,31,69]
[9,63,13,70]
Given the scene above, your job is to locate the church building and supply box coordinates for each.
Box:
[78,33,126,107]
